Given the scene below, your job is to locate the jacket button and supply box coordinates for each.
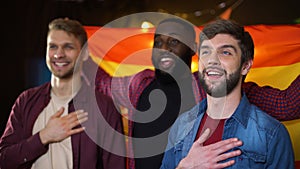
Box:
[24,158,27,162]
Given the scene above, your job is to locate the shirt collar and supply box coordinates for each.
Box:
[229,93,251,128]
[198,93,251,128]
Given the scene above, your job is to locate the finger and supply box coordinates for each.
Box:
[69,109,84,116]
[71,111,88,123]
[76,111,88,120]
[196,128,211,145]
[207,138,241,151]
[71,116,88,128]
[214,159,236,169]
[213,140,243,156]
[78,115,88,123]
[216,149,242,162]
[215,141,242,156]
[67,127,86,136]
[63,110,85,120]
[68,114,88,129]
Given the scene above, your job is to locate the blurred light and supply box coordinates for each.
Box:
[191,60,198,73]
[141,21,154,29]
[218,2,227,8]
[194,11,202,16]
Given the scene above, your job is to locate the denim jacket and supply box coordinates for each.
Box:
[160,94,295,169]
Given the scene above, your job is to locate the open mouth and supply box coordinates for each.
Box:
[54,62,68,67]
[52,60,70,71]
[205,68,225,80]
[159,57,175,70]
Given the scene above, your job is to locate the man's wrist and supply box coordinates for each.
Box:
[176,158,192,169]
[39,129,50,145]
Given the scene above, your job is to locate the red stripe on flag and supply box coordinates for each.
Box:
[85,24,300,68]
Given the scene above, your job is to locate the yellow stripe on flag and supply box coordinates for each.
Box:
[246,62,300,90]
[91,54,153,76]
[282,119,300,161]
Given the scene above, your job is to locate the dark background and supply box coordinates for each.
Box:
[1,0,299,134]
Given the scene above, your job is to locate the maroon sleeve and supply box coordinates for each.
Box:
[242,74,300,121]
[95,66,134,107]
[95,92,126,169]
[0,92,48,169]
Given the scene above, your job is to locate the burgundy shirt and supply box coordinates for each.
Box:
[195,113,226,146]
[95,67,300,169]
[0,82,126,169]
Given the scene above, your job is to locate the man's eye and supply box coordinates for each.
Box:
[153,41,162,48]
[200,50,209,56]
[169,39,179,46]
[64,45,75,50]
[222,51,232,56]
[49,45,57,49]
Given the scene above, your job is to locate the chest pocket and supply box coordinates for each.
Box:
[230,148,266,169]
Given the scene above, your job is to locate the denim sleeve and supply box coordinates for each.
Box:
[160,115,182,169]
[266,124,295,169]
[160,147,177,169]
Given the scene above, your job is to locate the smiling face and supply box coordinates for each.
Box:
[198,34,250,97]
[46,30,83,80]
[151,19,195,82]
[152,34,192,75]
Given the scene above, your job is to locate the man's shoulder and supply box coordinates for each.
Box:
[248,104,285,134]
[169,103,202,141]
[128,69,155,88]
[236,94,282,129]
[177,103,201,122]
[12,82,50,110]
[133,69,155,79]
[19,82,50,99]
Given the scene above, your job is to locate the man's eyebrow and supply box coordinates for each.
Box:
[48,42,75,47]
[219,44,237,53]
[199,45,211,49]
[200,44,238,52]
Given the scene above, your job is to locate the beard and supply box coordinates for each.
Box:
[198,66,242,98]
[52,68,74,79]
[152,52,191,84]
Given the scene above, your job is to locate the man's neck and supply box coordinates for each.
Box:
[51,74,82,98]
[155,69,192,85]
[206,86,242,119]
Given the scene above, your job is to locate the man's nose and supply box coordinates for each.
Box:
[160,42,172,52]
[54,48,64,58]
[207,52,221,65]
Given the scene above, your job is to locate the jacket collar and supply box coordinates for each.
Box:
[197,93,251,128]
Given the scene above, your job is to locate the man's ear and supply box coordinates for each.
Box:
[241,60,253,75]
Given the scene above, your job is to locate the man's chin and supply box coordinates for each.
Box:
[155,69,174,83]
[157,63,175,72]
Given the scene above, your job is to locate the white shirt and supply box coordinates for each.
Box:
[31,91,73,169]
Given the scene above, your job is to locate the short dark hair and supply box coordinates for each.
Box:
[155,17,196,52]
[199,19,254,65]
[157,18,196,41]
[48,18,87,48]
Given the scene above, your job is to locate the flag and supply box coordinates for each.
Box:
[84,24,300,166]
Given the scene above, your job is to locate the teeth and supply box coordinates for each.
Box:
[55,62,67,67]
[161,58,173,62]
[207,71,221,75]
